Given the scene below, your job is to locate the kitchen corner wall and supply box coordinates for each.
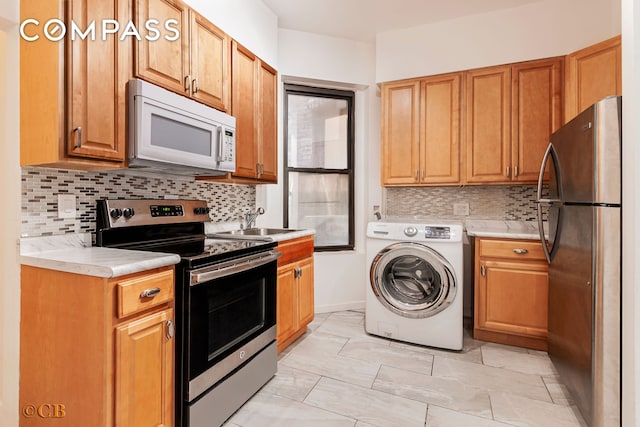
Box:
[384,185,540,221]
[21,167,256,238]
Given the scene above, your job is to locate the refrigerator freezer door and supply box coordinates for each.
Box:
[547,204,593,421]
[548,204,620,426]
[549,96,621,205]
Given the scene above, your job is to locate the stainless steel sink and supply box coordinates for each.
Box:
[209,228,299,239]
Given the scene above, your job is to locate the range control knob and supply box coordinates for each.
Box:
[110,208,123,219]
[123,208,135,219]
[194,207,210,215]
[404,226,418,237]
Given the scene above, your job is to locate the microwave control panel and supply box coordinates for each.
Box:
[220,129,235,163]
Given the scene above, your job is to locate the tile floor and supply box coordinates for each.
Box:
[224,311,587,427]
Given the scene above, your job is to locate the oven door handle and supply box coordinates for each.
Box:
[190,250,281,285]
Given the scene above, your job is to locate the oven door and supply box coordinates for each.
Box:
[185,250,279,401]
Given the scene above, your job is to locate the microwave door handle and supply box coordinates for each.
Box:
[216,125,223,163]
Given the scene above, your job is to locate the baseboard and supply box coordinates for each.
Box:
[315,300,365,314]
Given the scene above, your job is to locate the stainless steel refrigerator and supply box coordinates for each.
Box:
[536,96,621,426]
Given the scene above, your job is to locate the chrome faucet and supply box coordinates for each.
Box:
[244,207,265,229]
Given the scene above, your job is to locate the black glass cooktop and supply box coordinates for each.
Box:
[181,238,277,268]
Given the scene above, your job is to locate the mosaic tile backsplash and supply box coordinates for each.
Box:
[21,167,256,238]
[384,185,542,221]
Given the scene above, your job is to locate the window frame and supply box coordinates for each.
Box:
[283,84,355,252]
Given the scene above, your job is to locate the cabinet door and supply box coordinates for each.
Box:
[420,73,461,184]
[66,0,129,161]
[277,264,297,348]
[135,0,189,95]
[258,60,278,182]
[476,260,548,339]
[465,65,511,183]
[231,41,259,179]
[565,35,621,122]
[115,308,174,427]
[381,80,420,185]
[511,57,563,182]
[297,257,315,327]
[190,10,230,111]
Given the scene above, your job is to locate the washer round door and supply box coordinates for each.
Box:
[370,242,457,318]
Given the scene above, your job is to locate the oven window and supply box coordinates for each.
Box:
[188,262,276,379]
[207,278,265,360]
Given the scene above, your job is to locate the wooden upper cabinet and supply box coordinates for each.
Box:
[465,65,511,183]
[21,0,129,169]
[381,73,461,186]
[511,57,563,182]
[190,10,230,111]
[135,0,230,112]
[420,73,461,184]
[135,0,189,94]
[232,42,259,179]
[258,61,278,182]
[565,35,621,122]
[381,80,420,185]
[230,41,278,182]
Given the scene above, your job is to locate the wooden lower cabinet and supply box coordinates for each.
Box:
[473,238,549,350]
[20,265,175,427]
[276,236,315,352]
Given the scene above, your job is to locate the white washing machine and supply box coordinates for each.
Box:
[365,220,464,350]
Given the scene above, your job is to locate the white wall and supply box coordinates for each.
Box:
[1,2,22,425]
[376,0,622,82]
[183,0,278,67]
[621,0,640,424]
[260,29,377,312]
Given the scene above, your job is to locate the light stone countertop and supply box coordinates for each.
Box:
[19,233,181,278]
[464,219,547,240]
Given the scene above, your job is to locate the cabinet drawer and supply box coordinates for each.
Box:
[478,239,545,261]
[277,236,314,266]
[116,269,174,318]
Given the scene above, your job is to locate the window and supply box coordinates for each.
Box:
[284,84,355,251]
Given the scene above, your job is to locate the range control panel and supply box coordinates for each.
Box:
[97,199,210,228]
[424,226,451,239]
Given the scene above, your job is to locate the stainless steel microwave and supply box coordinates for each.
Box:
[128,78,235,176]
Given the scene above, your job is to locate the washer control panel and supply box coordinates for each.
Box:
[424,226,451,239]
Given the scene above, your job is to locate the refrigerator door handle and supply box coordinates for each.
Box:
[535,198,562,205]
[536,143,555,264]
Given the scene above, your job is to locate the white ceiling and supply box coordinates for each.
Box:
[262,0,542,42]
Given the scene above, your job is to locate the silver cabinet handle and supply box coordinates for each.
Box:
[166,319,175,340]
[506,166,511,177]
[193,77,199,94]
[140,287,161,298]
[480,265,486,277]
[415,169,419,181]
[184,74,191,93]
[513,248,529,255]
[514,165,519,177]
[421,169,425,180]
[73,127,82,148]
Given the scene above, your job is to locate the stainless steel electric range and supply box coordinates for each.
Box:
[96,199,279,427]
